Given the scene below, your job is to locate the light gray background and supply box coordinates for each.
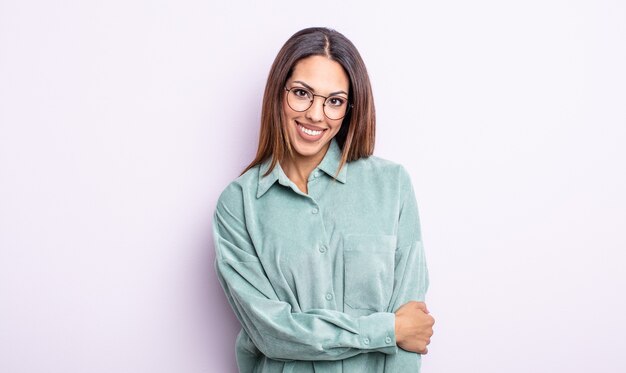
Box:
[1,0,625,372]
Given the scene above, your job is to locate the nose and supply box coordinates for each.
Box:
[305,96,325,122]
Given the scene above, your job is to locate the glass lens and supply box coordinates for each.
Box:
[324,96,348,120]
[287,88,313,111]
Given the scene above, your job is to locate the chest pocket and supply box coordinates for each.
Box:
[343,234,397,312]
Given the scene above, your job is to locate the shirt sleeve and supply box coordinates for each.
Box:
[213,183,398,362]
[386,165,430,313]
[382,166,430,369]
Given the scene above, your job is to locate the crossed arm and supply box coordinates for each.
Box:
[213,167,433,361]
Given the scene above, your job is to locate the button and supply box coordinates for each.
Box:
[311,208,319,214]
[363,337,370,345]
[385,336,392,344]
[319,245,327,253]
[325,293,333,301]
[315,170,322,178]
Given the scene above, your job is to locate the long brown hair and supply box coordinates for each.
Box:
[241,27,376,178]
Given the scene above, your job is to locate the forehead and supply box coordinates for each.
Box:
[289,55,349,93]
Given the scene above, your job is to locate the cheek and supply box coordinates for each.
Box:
[330,119,343,131]
[282,100,294,119]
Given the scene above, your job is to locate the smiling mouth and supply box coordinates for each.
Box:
[296,121,327,136]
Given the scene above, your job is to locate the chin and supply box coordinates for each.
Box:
[291,140,328,158]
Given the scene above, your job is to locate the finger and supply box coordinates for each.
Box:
[428,315,435,326]
[414,302,429,313]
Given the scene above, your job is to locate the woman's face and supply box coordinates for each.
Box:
[282,55,350,162]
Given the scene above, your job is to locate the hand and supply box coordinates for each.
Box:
[394,301,435,354]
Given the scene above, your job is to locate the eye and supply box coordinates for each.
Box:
[327,97,346,107]
[292,88,312,100]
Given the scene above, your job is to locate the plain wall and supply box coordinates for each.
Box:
[1,0,625,372]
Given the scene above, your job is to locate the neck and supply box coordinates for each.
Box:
[280,142,330,186]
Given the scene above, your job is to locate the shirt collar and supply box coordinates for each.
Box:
[316,137,348,183]
[256,137,348,198]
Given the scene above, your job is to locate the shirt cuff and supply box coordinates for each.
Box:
[358,312,398,355]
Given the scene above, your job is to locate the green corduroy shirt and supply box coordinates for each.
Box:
[213,137,429,372]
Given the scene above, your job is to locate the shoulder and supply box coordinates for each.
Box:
[215,164,261,213]
[349,154,414,188]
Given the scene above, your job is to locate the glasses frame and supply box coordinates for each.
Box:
[284,86,352,120]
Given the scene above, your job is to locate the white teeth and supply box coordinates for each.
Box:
[298,123,323,136]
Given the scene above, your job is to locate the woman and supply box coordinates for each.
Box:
[213,27,434,372]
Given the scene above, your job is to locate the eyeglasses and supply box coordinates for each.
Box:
[284,86,352,120]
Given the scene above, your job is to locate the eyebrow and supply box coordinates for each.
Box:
[292,80,348,97]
